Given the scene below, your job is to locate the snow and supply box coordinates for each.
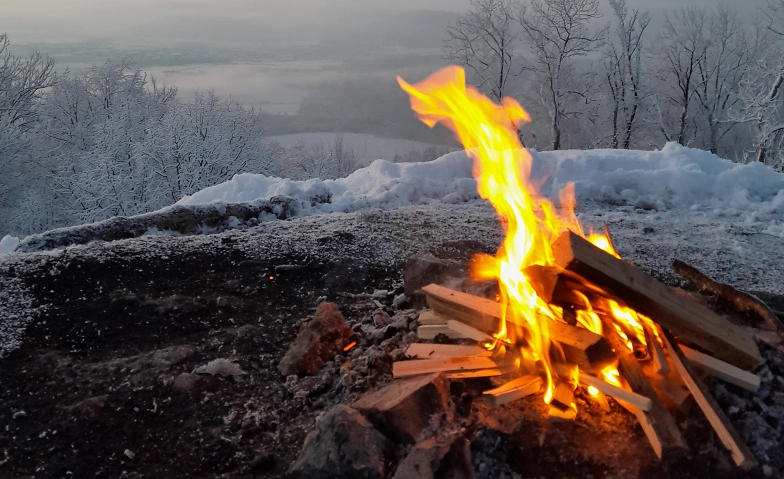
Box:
[178,150,479,213]
[0,235,20,259]
[177,143,784,236]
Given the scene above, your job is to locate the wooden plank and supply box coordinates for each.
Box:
[483,375,542,406]
[393,356,498,378]
[417,310,447,325]
[550,231,762,370]
[446,369,502,379]
[661,329,756,470]
[578,372,652,411]
[417,325,466,340]
[422,284,616,372]
[446,320,495,343]
[550,382,577,413]
[681,345,761,392]
[644,325,670,375]
[405,343,492,359]
[603,322,687,459]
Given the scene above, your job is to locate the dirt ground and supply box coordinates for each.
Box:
[1,210,783,478]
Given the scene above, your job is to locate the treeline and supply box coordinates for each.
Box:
[0,35,359,237]
[447,0,784,168]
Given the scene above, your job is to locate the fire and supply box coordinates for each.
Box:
[397,66,648,410]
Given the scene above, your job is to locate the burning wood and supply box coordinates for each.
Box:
[422,284,616,373]
[392,356,498,378]
[548,231,763,370]
[482,374,542,406]
[662,330,757,470]
[389,66,763,470]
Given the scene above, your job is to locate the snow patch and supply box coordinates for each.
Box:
[0,235,20,259]
[177,143,784,235]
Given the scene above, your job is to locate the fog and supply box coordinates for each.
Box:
[0,0,764,146]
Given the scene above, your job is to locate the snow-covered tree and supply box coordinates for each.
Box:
[444,0,521,102]
[603,0,650,149]
[517,0,607,150]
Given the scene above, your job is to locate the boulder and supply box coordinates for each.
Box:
[288,404,391,479]
[279,303,353,376]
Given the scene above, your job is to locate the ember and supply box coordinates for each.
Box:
[394,66,764,469]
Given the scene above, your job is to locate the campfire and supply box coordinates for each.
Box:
[389,66,766,469]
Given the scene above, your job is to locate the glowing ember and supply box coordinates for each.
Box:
[343,341,357,352]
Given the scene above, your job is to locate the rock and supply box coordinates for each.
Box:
[279,302,353,377]
[353,372,449,443]
[193,358,247,377]
[392,434,476,479]
[172,372,202,392]
[404,256,465,306]
[124,449,135,459]
[288,405,391,479]
[373,310,392,328]
[392,293,409,310]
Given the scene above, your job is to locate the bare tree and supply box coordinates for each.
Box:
[603,0,650,149]
[517,0,607,150]
[652,8,709,146]
[693,4,753,156]
[444,0,521,102]
[0,33,57,202]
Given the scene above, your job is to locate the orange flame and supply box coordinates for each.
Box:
[397,66,592,403]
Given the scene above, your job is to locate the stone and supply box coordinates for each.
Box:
[193,358,247,376]
[353,372,449,444]
[392,434,476,479]
[404,256,465,305]
[373,310,392,328]
[279,302,353,377]
[288,405,391,479]
[172,372,201,392]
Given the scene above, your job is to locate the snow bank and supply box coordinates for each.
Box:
[178,150,479,212]
[177,143,784,234]
[0,235,19,259]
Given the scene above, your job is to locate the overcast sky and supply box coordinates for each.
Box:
[0,0,760,45]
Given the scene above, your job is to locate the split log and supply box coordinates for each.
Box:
[680,345,760,392]
[577,372,652,411]
[672,259,784,339]
[603,322,687,459]
[354,372,449,444]
[446,320,495,343]
[548,231,762,370]
[417,310,447,325]
[446,369,503,379]
[393,356,498,378]
[483,375,542,406]
[643,361,693,414]
[550,382,576,413]
[422,284,615,372]
[405,343,491,359]
[644,325,670,376]
[661,330,757,470]
[417,325,466,340]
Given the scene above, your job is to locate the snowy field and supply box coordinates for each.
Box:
[265,132,455,167]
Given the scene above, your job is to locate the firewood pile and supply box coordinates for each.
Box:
[392,230,776,470]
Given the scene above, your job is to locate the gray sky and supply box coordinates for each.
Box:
[0,0,757,45]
